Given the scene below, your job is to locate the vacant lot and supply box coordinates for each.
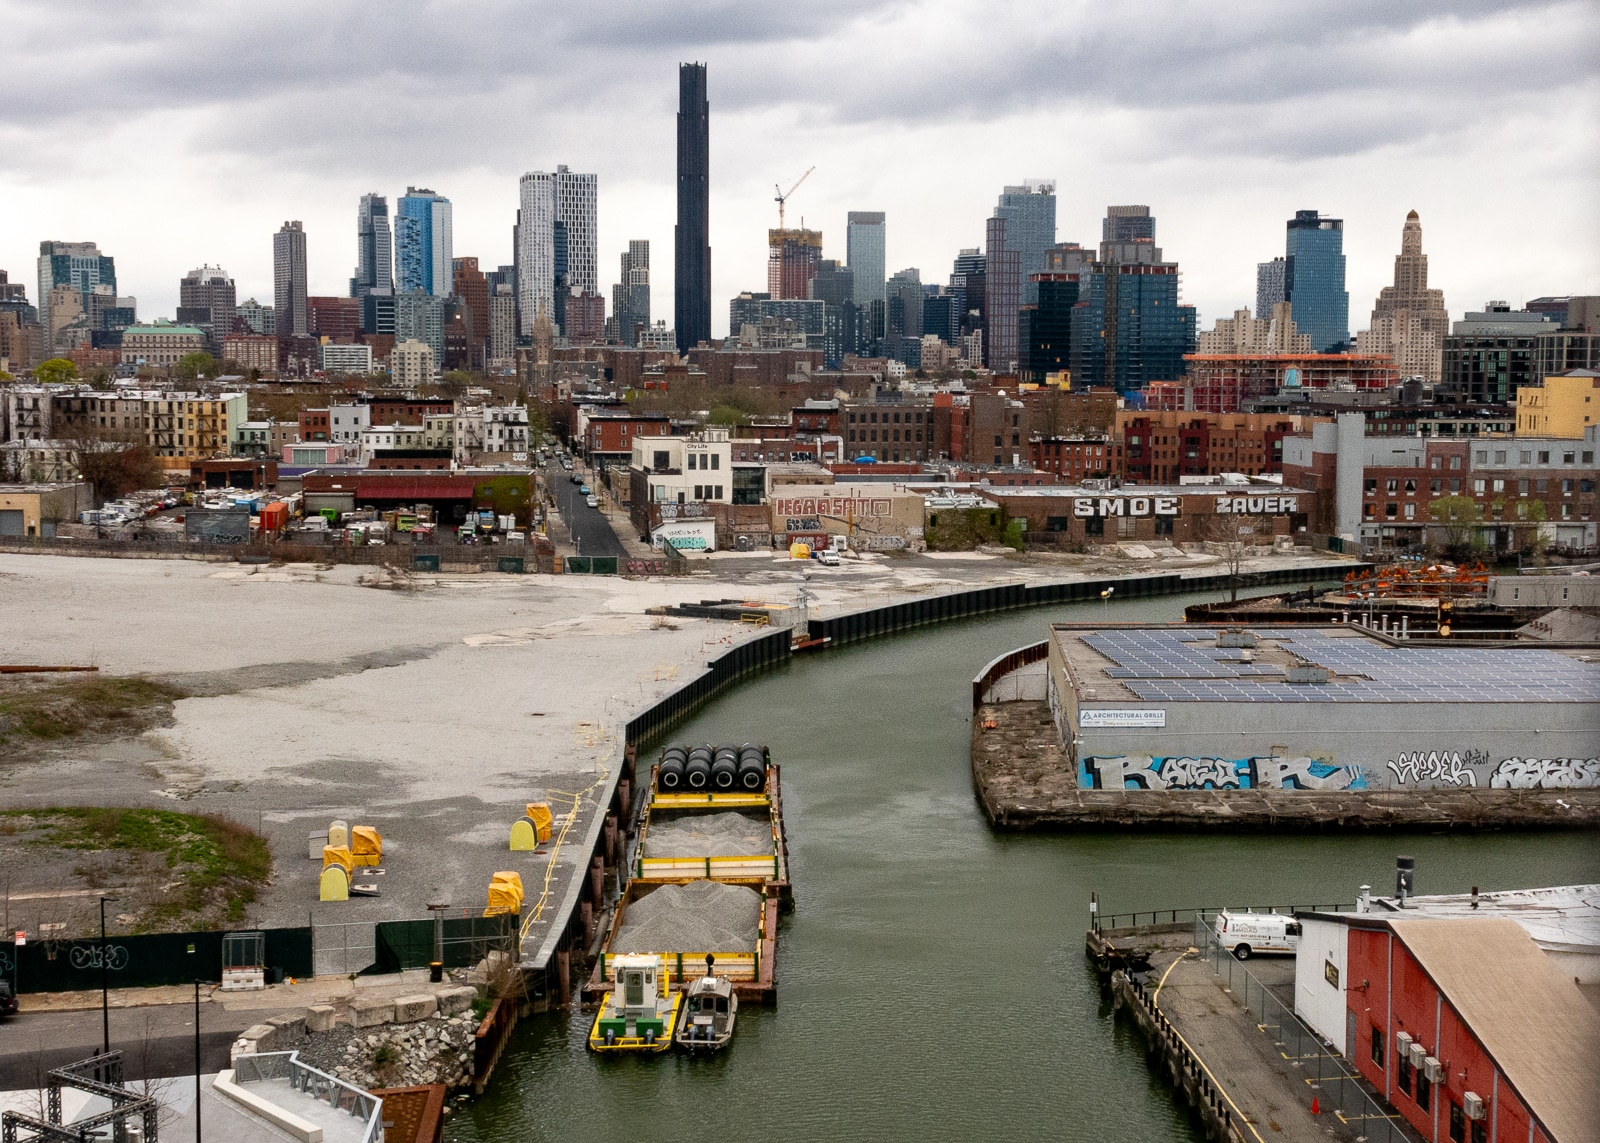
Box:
[0,674,186,747]
[0,807,271,936]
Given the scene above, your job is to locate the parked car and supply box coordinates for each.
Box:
[0,978,17,1018]
[816,549,841,566]
[579,485,591,496]
[586,495,599,508]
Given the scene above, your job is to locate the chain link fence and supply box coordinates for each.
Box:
[1192,916,1424,1143]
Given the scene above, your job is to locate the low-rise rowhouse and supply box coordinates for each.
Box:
[980,482,1311,546]
[0,482,91,537]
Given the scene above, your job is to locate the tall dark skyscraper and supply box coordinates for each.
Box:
[675,62,711,353]
[273,221,308,338]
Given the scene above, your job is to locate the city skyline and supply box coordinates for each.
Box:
[2,3,1594,337]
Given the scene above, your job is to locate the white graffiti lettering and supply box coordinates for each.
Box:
[1489,757,1600,790]
[1157,756,1242,789]
[1386,749,1486,787]
[1255,755,1360,790]
[1083,754,1357,791]
[1072,497,1181,518]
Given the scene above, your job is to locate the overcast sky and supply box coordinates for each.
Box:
[3,0,1596,339]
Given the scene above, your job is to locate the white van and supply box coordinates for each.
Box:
[1212,911,1302,959]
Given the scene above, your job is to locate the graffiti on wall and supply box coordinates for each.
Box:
[1386,749,1489,787]
[1489,756,1600,789]
[1079,754,1365,791]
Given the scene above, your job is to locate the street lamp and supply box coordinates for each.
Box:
[1100,585,1114,620]
[194,978,202,1143]
[99,895,119,1054]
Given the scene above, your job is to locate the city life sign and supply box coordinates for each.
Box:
[1073,496,1180,518]
[1215,495,1299,515]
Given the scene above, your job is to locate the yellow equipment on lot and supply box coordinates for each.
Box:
[485,870,525,916]
[319,864,349,901]
[351,826,383,867]
[327,820,349,850]
[320,843,353,902]
[510,802,554,850]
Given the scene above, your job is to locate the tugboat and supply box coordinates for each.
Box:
[588,953,681,1053]
[673,955,738,1053]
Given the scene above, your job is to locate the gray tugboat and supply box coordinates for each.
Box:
[674,955,738,1053]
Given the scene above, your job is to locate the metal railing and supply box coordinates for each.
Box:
[232,1052,384,1143]
[1092,902,1353,933]
[1190,918,1424,1143]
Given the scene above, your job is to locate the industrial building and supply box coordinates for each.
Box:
[1047,624,1599,792]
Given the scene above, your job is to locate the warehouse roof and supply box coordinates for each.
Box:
[1056,625,1600,704]
[1389,918,1600,1143]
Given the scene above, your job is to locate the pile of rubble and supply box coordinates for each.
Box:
[232,983,486,1091]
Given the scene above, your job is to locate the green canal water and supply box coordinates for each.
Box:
[449,590,1599,1143]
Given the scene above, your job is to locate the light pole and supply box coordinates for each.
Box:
[99,895,118,1054]
[194,978,202,1143]
[1100,585,1115,620]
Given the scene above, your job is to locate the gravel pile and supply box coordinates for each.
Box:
[611,881,761,953]
[644,812,770,859]
[295,1014,477,1089]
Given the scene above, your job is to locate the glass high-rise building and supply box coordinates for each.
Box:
[516,166,597,336]
[1069,263,1195,391]
[846,212,886,312]
[675,62,711,352]
[984,182,1055,370]
[352,194,393,296]
[396,188,453,297]
[1019,273,1079,384]
[1284,210,1349,353]
[37,241,115,334]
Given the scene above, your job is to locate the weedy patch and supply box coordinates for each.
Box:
[0,675,187,743]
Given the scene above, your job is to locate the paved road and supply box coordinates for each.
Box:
[0,1004,251,1085]
[545,460,627,558]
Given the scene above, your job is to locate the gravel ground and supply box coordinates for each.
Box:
[643,811,771,859]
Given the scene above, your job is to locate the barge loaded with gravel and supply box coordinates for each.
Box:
[585,743,789,1005]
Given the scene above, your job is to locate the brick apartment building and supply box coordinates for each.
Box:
[1119,411,1302,482]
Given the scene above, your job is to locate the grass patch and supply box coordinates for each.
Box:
[0,676,187,743]
[0,807,271,928]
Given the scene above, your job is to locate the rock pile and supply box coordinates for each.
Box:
[297,1013,478,1090]
[644,811,770,858]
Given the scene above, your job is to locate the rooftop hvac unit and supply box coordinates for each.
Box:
[1408,1041,1427,1069]
[1423,1056,1445,1084]
[1464,1092,1486,1120]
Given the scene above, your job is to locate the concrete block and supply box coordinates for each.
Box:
[349,997,394,1028]
[241,1022,277,1048]
[434,985,478,1017]
[392,993,438,1023]
[305,1005,338,1033]
[266,1013,306,1041]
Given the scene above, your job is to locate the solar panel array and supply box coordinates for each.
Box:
[1079,628,1600,705]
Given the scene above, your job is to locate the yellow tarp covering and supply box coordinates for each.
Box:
[525,802,553,842]
[789,542,810,560]
[322,845,353,876]
[509,820,538,851]
[319,864,349,901]
[485,870,525,916]
[351,826,382,866]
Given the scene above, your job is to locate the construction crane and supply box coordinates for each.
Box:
[774,167,815,232]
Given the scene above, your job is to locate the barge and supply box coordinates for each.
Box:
[584,742,789,1007]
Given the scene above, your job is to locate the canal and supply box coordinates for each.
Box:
[449,589,1599,1143]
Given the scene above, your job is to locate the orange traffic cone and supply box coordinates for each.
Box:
[1310,1096,1320,1115]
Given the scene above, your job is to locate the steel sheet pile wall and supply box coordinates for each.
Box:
[625,626,794,747]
